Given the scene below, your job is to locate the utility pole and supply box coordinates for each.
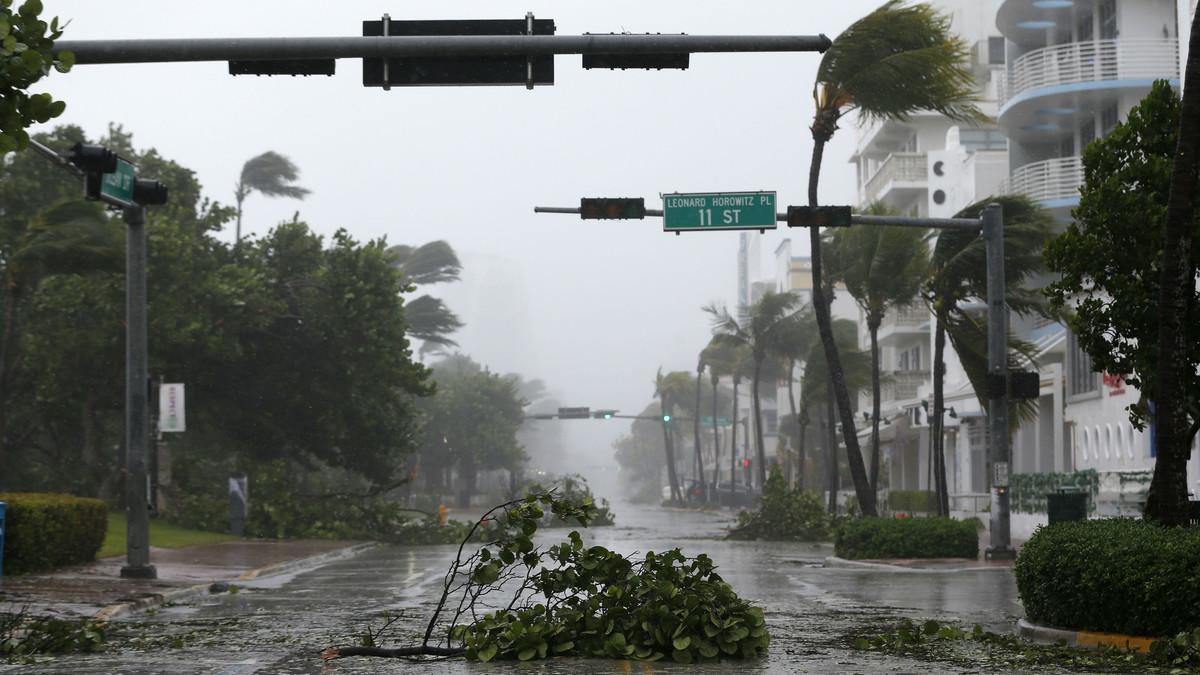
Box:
[982,203,1015,560]
[121,204,155,578]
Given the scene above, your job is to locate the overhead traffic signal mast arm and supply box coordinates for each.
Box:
[54,33,832,65]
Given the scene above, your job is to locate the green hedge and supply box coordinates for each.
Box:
[887,490,937,513]
[0,493,107,574]
[835,517,978,559]
[1016,519,1200,636]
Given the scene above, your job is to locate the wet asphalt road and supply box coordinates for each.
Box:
[6,504,1026,674]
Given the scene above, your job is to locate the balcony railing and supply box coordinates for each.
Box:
[1000,38,1179,106]
[881,370,928,403]
[1001,155,1083,204]
[862,152,927,204]
[882,304,929,330]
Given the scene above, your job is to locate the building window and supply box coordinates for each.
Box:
[1099,0,1117,40]
[1100,103,1119,137]
[898,345,921,371]
[1079,115,1096,154]
[959,128,1006,152]
[987,36,1005,65]
[1059,134,1074,159]
[1077,11,1094,42]
[1068,331,1099,396]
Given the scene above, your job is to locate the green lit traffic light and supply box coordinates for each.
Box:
[662,414,672,422]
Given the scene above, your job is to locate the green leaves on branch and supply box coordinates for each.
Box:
[728,466,832,541]
[0,1,72,153]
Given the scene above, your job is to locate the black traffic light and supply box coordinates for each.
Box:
[580,197,646,220]
[133,179,169,206]
[593,409,617,420]
[787,205,853,228]
[68,143,117,174]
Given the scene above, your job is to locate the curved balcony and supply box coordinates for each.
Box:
[861,152,927,205]
[999,39,1178,109]
[1002,156,1083,205]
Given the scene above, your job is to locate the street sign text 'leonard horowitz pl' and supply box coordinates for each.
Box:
[662,191,776,232]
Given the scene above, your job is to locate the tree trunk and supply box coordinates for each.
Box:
[868,316,882,494]
[933,312,950,517]
[808,137,878,517]
[752,355,767,489]
[798,400,809,491]
[710,371,721,494]
[1146,18,1200,526]
[787,359,800,489]
[694,366,707,501]
[731,377,740,488]
[825,400,838,514]
[659,394,682,503]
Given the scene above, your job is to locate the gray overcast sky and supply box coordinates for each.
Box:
[38,1,880,467]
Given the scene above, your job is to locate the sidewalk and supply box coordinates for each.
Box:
[0,539,372,620]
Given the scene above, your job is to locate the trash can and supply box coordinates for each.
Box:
[0,501,6,579]
[1047,489,1087,524]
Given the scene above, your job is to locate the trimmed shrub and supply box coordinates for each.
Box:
[887,490,937,513]
[835,517,978,559]
[1015,519,1200,636]
[0,493,107,574]
[727,466,831,541]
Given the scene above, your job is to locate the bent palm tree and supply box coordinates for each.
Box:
[926,194,1054,515]
[655,368,693,502]
[234,151,310,248]
[705,291,801,488]
[387,241,464,350]
[825,203,929,493]
[806,0,982,517]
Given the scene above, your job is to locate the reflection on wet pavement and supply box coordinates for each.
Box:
[8,503,1025,674]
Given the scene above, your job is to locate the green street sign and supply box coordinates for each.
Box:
[663,191,777,232]
[701,416,732,427]
[100,158,136,207]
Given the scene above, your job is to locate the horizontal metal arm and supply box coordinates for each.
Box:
[55,34,832,65]
[535,205,981,230]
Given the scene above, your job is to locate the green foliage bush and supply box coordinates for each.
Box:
[1015,519,1200,636]
[834,517,978,559]
[728,466,830,541]
[887,490,937,513]
[0,493,106,574]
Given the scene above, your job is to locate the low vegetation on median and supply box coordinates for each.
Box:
[834,516,978,559]
[0,493,106,574]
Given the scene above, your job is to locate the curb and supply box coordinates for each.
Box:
[823,556,1011,573]
[1017,618,1158,653]
[94,542,377,621]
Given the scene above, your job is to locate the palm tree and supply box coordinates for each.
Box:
[806,0,982,518]
[387,241,464,350]
[655,368,693,503]
[1146,16,1200,526]
[799,317,872,512]
[701,338,744,491]
[825,203,929,493]
[234,151,310,249]
[705,291,802,488]
[765,304,817,488]
[925,194,1054,515]
[692,355,708,502]
[0,200,121,482]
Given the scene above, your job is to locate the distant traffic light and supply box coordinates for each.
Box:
[580,197,646,220]
[132,178,169,206]
[786,205,852,228]
[742,458,750,468]
[68,143,117,174]
[592,409,617,420]
[661,413,672,423]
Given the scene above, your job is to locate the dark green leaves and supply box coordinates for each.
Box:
[0,1,70,153]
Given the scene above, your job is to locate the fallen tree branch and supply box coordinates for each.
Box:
[321,645,464,660]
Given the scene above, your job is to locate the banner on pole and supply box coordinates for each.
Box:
[159,383,186,432]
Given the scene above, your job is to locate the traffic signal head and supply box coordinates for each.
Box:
[580,197,646,220]
[742,458,750,468]
[68,143,117,174]
[592,409,617,420]
[133,179,169,206]
[786,205,852,228]
[661,414,671,423]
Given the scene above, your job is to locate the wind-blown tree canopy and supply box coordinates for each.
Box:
[807,0,983,519]
[825,202,929,492]
[234,151,310,246]
[387,240,464,349]
[0,1,72,153]
[655,368,694,502]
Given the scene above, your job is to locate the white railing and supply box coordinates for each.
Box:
[1001,38,1179,105]
[884,304,929,328]
[862,152,927,204]
[881,370,929,403]
[1002,155,1083,203]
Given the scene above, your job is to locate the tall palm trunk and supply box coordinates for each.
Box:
[659,394,683,502]
[731,377,740,487]
[932,311,950,516]
[809,134,878,517]
[1146,16,1200,526]
[710,371,721,493]
[867,315,882,493]
[825,400,838,514]
[797,401,809,490]
[787,359,801,488]
[751,355,767,488]
[693,366,707,501]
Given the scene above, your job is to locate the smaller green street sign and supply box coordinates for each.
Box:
[700,416,732,427]
[663,191,777,232]
[100,158,136,207]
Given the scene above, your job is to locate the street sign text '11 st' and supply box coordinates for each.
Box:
[663,191,776,232]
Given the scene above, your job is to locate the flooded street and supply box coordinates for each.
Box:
[6,505,1024,674]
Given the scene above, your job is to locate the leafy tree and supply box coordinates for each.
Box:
[654,368,692,502]
[612,406,667,503]
[930,195,1053,515]
[702,339,752,488]
[825,203,928,493]
[1045,81,1200,525]
[691,355,708,501]
[387,241,464,350]
[806,0,982,517]
[233,151,309,248]
[0,0,72,153]
[705,291,802,489]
